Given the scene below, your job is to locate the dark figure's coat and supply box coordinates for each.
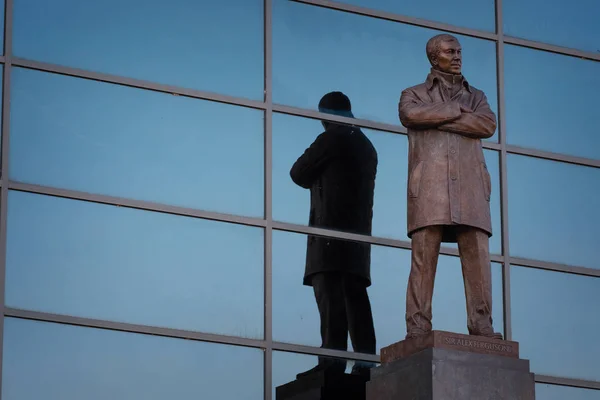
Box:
[290,124,378,286]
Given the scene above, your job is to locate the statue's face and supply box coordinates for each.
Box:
[433,39,462,75]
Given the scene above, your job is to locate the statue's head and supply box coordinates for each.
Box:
[318,91,354,130]
[426,34,462,75]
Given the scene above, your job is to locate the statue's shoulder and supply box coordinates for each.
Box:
[402,82,428,94]
[400,82,429,101]
[466,83,487,98]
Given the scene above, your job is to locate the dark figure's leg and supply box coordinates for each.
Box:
[343,274,376,376]
[314,272,349,352]
[456,226,502,339]
[344,274,376,354]
[405,225,443,338]
[296,272,347,378]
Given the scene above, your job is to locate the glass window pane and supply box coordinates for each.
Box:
[273,230,504,350]
[13,0,264,100]
[273,113,406,240]
[10,68,264,218]
[336,0,495,32]
[507,155,599,269]
[273,351,319,398]
[536,384,600,400]
[6,191,264,339]
[2,318,264,400]
[511,266,600,381]
[273,113,501,253]
[503,0,600,53]
[505,46,600,160]
[273,0,498,139]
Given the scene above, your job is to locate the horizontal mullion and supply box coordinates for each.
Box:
[272,221,504,262]
[504,36,600,62]
[510,257,600,278]
[4,59,498,155]
[15,62,596,168]
[10,182,599,277]
[8,181,267,228]
[8,181,506,262]
[273,341,380,363]
[10,57,267,111]
[291,0,600,63]
[273,103,407,135]
[273,220,410,248]
[4,307,265,349]
[483,141,502,151]
[291,0,497,41]
[6,308,600,391]
[3,309,376,363]
[272,104,502,151]
[535,374,600,391]
[0,55,4,63]
[506,145,600,169]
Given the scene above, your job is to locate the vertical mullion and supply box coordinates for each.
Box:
[263,0,273,399]
[495,0,512,341]
[0,0,12,398]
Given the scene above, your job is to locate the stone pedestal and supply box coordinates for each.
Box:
[276,370,368,400]
[367,331,535,400]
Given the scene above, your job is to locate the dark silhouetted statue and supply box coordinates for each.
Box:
[290,91,378,378]
[398,34,502,340]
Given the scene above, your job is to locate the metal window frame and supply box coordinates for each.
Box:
[0,1,12,397]
[263,1,274,398]
[0,0,598,396]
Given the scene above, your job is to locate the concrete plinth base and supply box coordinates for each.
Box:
[367,332,535,400]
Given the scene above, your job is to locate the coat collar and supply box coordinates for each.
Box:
[425,68,472,93]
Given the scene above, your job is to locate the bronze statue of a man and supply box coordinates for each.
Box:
[399,34,502,340]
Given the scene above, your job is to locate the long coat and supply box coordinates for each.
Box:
[398,71,496,243]
[290,124,378,286]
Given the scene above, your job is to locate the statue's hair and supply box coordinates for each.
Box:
[426,34,460,65]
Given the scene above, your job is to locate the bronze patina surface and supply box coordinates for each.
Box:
[399,34,501,339]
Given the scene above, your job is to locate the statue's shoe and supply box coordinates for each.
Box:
[470,328,503,340]
[405,327,431,339]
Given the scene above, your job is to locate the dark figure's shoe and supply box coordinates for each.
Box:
[350,361,375,379]
[296,359,346,380]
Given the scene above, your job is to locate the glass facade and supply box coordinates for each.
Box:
[0,0,598,398]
